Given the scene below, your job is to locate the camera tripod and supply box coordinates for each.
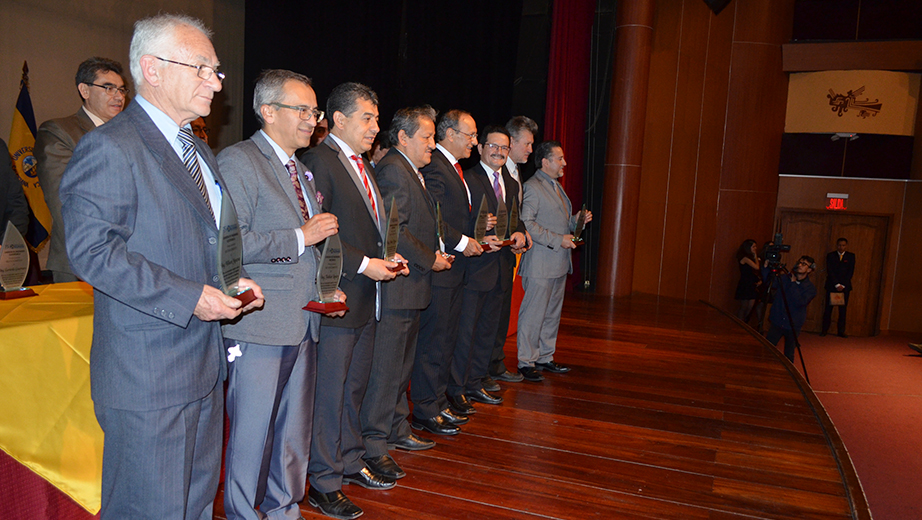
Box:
[765,265,810,384]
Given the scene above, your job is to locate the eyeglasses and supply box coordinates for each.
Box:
[155,57,225,82]
[452,128,477,141]
[88,83,130,96]
[271,103,325,122]
[483,143,510,153]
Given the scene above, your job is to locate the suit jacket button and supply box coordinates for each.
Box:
[161,309,167,317]
[153,307,159,313]
[208,237,216,245]
[213,275,219,282]
[168,312,174,319]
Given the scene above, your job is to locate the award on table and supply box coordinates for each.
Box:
[0,222,36,300]
[494,200,513,247]
[473,195,490,250]
[304,233,348,313]
[383,196,406,271]
[571,203,588,246]
[216,199,256,306]
[435,201,454,264]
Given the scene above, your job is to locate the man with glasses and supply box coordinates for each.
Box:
[35,57,127,283]
[449,126,526,412]
[60,14,264,518]
[411,109,485,436]
[766,256,817,362]
[218,69,341,520]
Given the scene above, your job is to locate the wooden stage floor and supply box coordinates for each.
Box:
[215,293,870,519]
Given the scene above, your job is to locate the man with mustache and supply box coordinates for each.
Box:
[36,56,127,283]
[360,105,451,481]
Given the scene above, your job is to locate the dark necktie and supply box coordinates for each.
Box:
[285,160,311,221]
[492,171,503,202]
[177,128,214,220]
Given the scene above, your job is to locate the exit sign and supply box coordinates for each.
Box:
[826,192,848,211]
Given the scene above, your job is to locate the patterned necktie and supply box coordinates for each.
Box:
[177,128,214,220]
[285,160,311,221]
[415,169,426,189]
[492,171,503,202]
[351,154,377,224]
[454,163,470,210]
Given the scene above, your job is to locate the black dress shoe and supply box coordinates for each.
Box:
[482,375,501,392]
[343,466,396,490]
[446,393,476,415]
[494,369,524,383]
[439,408,469,425]
[819,331,827,337]
[536,360,570,373]
[363,454,405,479]
[388,433,435,451]
[307,487,363,520]
[519,366,544,382]
[411,414,460,435]
[838,332,848,338]
[464,388,503,405]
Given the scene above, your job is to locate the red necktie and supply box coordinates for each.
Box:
[351,155,377,224]
[454,163,470,210]
[285,160,311,221]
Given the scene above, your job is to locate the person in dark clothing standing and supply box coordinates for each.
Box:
[766,256,817,362]
[821,238,855,338]
[734,239,761,323]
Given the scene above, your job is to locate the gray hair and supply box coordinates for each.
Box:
[326,82,378,119]
[253,69,313,126]
[505,115,538,140]
[389,105,437,144]
[534,140,562,169]
[129,14,212,88]
[436,109,470,142]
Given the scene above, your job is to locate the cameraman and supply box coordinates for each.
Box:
[766,256,817,362]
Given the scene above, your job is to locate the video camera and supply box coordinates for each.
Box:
[764,232,791,271]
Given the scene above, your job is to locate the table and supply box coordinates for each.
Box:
[0,282,101,514]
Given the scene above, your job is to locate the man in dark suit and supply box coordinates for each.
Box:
[360,105,452,480]
[821,237,856,338]
[59,14,264,519]
[410,109,485,436]
[517,141,591,381]
[449,126,527,412]
[219,70,342,520]
[483,116,539,388]
[300,82,408,520]
[35,57,126,282]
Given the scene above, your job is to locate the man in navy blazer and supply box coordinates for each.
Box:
[300,82,407,520]
[219,70,342,520]
[821,238,856,338]
[60,14,263,519]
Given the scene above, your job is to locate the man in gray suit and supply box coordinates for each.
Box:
[516,141,591,382]
[219,70,342,520]
[35,57,127,282]
[360,105,451,480]
[60,14,264,519]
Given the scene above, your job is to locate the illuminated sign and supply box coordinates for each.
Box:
[826,192,848,211]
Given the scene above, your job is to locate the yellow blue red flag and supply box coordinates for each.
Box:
[7,61,50,251]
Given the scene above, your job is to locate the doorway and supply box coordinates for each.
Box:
[777,211,889,336]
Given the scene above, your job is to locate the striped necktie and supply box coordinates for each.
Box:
[177,128,214,220]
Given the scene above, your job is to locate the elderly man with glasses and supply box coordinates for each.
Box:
[35,56,127,283]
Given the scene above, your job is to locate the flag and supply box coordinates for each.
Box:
[7,61,51,251]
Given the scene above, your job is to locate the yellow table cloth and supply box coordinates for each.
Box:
[0,282,101,513]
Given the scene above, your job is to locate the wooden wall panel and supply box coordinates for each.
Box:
[783,41,922,72]
[734,0,794,44]
[888,182,922,333]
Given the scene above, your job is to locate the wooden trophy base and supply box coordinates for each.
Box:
[304,300,349,314]
[233,287,257,306]
[570,237,585,247]
[0,287,37,300]
[497,240,514,247]
[386,259,407,272]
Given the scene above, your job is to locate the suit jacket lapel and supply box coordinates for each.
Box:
[252,132,306,224]
[323,138,383,234]
[128,103,216,227]
[394,151,435,216]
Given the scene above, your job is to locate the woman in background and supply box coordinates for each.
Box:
[735,239,761,324]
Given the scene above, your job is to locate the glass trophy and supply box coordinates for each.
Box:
[0,222,36,299]
[304,233,348,313]
[435,201,454,264]
[473,195,490,251]
[508,202,519,243]
[383,196,406,271]
[494,200,513,247]
[217,199,256,305]
[571,203,588,246]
